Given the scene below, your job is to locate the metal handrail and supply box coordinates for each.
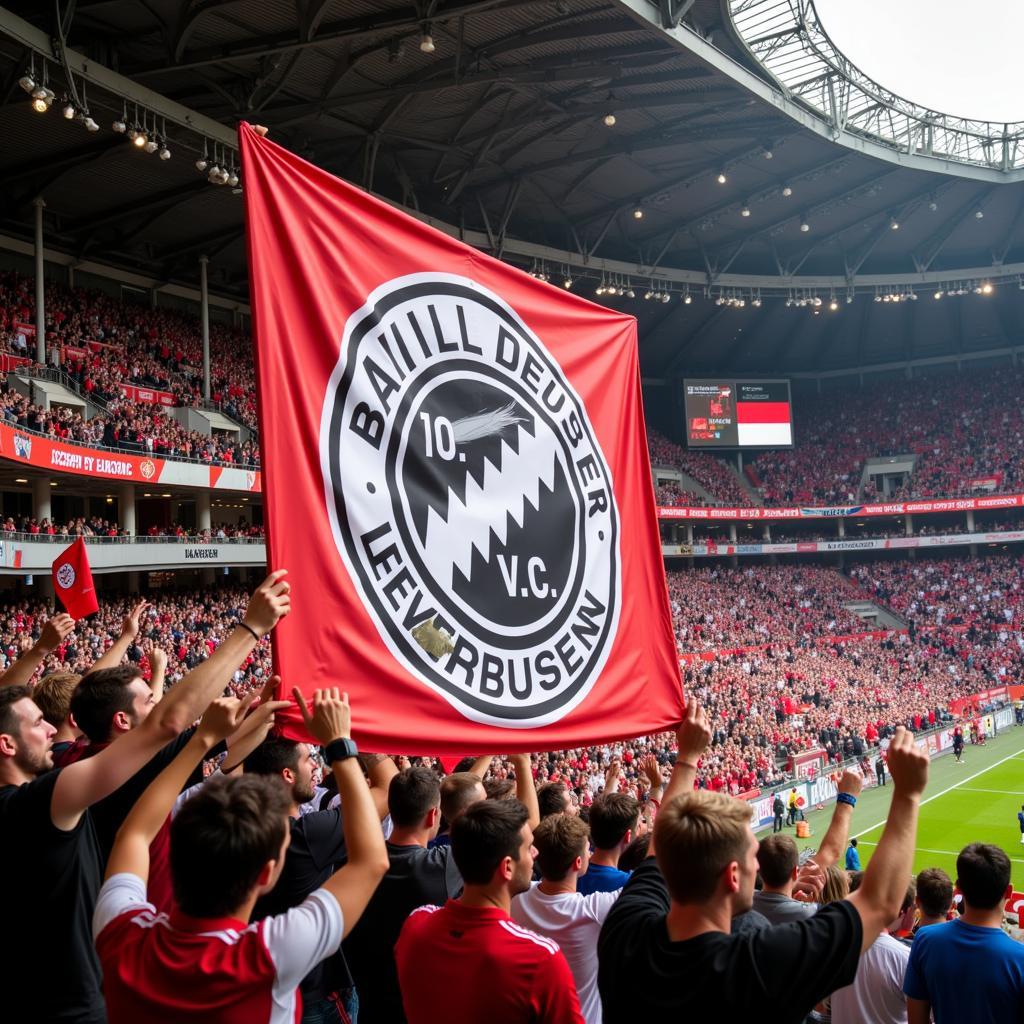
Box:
[0,530,263,545]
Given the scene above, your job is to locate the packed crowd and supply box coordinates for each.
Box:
[0,515,263,540]
[748,370,1024,506]
[649,429,755,506]
[3,572,1020,1024]
[0,271,260,465]
[0,375,259,467]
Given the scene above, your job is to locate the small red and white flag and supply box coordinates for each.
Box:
[239,123,682,754]
[52,537,98,620]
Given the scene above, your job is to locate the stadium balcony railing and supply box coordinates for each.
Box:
[1,532,263,545]
[0,532,266,574]
[0,413,259,470]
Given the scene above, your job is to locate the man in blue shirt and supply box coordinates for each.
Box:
[845,837,862,871]
[1017,804,1024,846]
[578,792,638,895]
[904,842,1024,1022]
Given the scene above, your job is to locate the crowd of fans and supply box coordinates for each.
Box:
[0,271,259,466]
[649,429,755,506]
[2,572,1020,1024]
[0,515,263,541]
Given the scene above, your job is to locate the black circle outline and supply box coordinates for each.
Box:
[390,361,584,648]
[326,280,619,721]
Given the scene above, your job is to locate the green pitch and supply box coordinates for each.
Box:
[792,725,1024,890]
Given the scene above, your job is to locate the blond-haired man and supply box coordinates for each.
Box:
[597,719,929,1024]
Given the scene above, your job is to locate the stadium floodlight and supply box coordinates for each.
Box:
[716,171,727,184]
[596,285,605,296]
[683,292,692,304]
[31,85,54,113]
[799,218,810,232]
[829,298,839,311]
[782,185,793,197]
[740,204,751,217]
[144,136,159,154]
[626,288,635,298]
[661,292,671,303]
[975,210,984,219]
[981,281,994,295]
[207,163,222,182]
[133,130,147,148]
[603,113,616,127]
[929,200,938,211]
[82,114,99,132]
[419,25,435,53]
[159,143,172,160]
[563,277,572,289]
[62,99,76,119]
[18,72,35,94]
[874,294,882,302]
[890,218,899,230]
[632,207,643,219]
[763,148,773,160]
[934,290,943,300]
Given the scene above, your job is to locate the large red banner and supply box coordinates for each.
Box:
[240,123,681,754]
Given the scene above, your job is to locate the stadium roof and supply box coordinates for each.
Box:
[3,0,1024,376]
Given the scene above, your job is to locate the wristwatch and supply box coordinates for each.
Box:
[324,737,359,764]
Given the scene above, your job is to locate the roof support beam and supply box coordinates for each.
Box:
[911,186,993,272]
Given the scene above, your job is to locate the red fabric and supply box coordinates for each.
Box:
[52,537,98,619]
[736,401,791,424]
[394,903,584,1024]
[239,123,681,754]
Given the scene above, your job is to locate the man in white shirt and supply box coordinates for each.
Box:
[830,930,909,1024]
[511,813,617,1024]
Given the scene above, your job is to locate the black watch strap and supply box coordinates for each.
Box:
[324,738,359,764]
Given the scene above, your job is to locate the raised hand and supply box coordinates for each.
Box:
[837,768,863,799]
[243,569,291,638]
[121,599,150,639]
[885,727,929,798]
[196,692,260,744]
[292,685,351,746]
[640,754,664,789]
[38,613,75,652]
[676,698,712,766]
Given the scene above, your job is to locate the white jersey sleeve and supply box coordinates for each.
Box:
[93,872,153,938]
[263,888,345,1000]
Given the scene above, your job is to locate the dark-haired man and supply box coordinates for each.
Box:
[246,732,396,1023]
[598,705,930,1024]
[0,571,290,1024]
[429,756,491,848]
[512,813,618,1024]
[904,843,1024,1022]
[578,792,639,895]
[93,687,389,1023]
[912,867,953,935]
[344,766,463,1023]
[396,799,583,1023]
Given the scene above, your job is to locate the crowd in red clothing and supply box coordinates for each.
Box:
[0,271,259,464]
[0,515,263,541]
[649,429,754,506]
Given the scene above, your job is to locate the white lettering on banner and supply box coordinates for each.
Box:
[95,458,133,476]
[184,548,220,560]
[51,449,84,470]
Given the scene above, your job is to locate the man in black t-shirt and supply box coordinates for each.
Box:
[597,704,930,1023]
[0,569,291,1024]
[344,766,465,1023]
[247,734,397,1023]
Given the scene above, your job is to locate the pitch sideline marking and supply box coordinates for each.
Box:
[958,787,1024,796]
[855,841,1024,865]
[852,745,1024,842]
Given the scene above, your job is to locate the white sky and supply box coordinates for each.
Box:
[814,0,1024,123]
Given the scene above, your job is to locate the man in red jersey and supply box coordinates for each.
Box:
[92,687,389,1024]
[395,798,584,1023]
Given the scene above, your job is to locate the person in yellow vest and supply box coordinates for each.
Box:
[787,788,799,826]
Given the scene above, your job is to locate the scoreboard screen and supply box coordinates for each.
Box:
[683,379,793,448]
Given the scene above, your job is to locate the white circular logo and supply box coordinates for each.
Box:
[56,563,75,590]
[322,274,621,726]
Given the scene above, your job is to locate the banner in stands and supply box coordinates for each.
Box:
[664,531,1024,557]
[657,493,1024,520]
[119,383,176,407]
[0,353,33,371]
[240,122,682,754]
[0,419,261,492]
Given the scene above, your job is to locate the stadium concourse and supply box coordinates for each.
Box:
[4,0,1024,1022]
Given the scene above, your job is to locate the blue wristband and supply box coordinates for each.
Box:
[836,792,857,808]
